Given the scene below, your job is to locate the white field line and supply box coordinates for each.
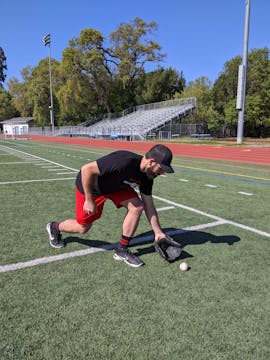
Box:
[47,168,65,171]
[0,144,78,172]
[0,161,39,165]
[238,191,253,196]
[152,194,270,238]
[0,221,225,273]
[0,178,76,185]
[157,206,175,212]
[41,165,62,168]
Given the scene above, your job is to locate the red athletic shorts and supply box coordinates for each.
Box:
[75,187,139,226]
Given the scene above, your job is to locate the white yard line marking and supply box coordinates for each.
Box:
[131,220,227,244]
[0,144,78,172]
[47,168,65,171]
[41,166,61,168]
[238,191,253,196]
[0,161,38,165]
[152,194,270,238]
[157,206,175,212]
[0,221,225,273]
[205,184,217,188]
[0,248,108,273]
[179,179,189,182]
[0,178,76,185]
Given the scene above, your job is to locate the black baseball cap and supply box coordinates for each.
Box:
[148,144,174,173]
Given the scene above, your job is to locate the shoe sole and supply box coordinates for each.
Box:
[46,223,65,249]
[113,253,144,268]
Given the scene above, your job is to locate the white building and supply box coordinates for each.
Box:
[0,117,34,136]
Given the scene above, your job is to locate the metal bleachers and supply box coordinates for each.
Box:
[55,97,196,140]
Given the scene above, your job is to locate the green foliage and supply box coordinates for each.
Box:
[0,87,18,120]
[57,76,99,124]
[1,140,270,359]
[0,47,7,84]
[136,68,185,104]
[8,77,33,117]
[62,28,115,114]
[110,17,165,83]
[175,77,221,132]
[213,48,270,137]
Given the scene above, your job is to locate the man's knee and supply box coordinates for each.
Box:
[128,199,144,216]
[77,223,92,234]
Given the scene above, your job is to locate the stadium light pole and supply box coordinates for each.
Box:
[236,0,250,144]
[43,33,55,135]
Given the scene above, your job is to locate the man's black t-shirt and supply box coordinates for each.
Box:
[76,150,153,196]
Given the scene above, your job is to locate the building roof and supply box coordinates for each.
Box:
[0,117,34,125]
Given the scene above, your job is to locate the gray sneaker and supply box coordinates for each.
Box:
[113,247,144,267]
[46,222,65,248]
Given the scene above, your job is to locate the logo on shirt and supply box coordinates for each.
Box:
[123,178,141,188]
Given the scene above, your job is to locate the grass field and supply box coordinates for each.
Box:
[0,138,269,360]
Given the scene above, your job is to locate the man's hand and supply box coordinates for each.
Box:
[83,199,97,215]
[154,235,182,262]
[155,232,166,242]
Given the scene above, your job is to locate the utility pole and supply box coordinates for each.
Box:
[43,33,55,135]
[236,0,250,144]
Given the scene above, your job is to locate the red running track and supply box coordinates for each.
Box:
[11,135,270,166]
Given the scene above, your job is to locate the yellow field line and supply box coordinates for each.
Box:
[174,164,270,182]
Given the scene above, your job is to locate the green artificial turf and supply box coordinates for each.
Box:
[0,139,269,360]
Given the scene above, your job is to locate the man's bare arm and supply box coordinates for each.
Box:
[140,193,165,241]
[81,161,100,215]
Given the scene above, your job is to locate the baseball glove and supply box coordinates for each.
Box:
[154,235,182,262]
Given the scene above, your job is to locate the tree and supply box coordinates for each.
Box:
[135,68,185,105]
[56,74,99,124]
[0,87,18,120]
[28,59,61,126]
[212,56,241,115]
[61,18,165,114]
[8,66,34,116]
[244,48,270,137]
[110,17,165,85]
[62,28,115,114]
[212,48,270,137]
[0,47,7,85]
[109,17,165,107]
[176,77,217,128]
[8,60,61,126]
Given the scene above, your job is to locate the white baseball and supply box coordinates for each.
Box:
[179,262,189,271]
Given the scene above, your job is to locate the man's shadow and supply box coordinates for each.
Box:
[65,227,241,262]
[132,228,241,261]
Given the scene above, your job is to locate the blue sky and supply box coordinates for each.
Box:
[1,0,269,87]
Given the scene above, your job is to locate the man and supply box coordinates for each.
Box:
[46,144,174,268]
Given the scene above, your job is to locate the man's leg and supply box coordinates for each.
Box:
[121,197,144,238]
[46,221,92,249]
[59,220,92,234]
[47,188,104,249]
[113,197,145,267]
